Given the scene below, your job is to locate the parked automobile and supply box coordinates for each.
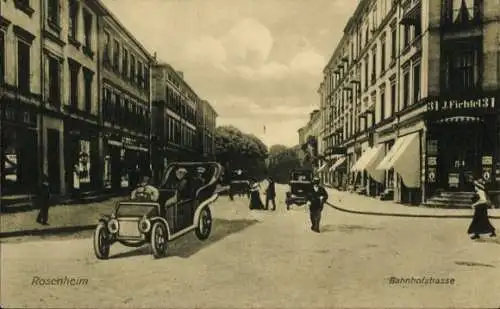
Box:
[285,168,313,210]
[229,169,250,200]
[93,162,222,259]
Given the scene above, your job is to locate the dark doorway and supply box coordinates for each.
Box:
[47,129,61,194]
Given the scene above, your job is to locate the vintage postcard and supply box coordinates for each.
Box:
[1,0,500,308]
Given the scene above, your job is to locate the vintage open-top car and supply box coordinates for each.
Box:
[93,162,222,259]
[285,168,313,210]
[228,169,250,200]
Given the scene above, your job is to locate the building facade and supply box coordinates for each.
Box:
[151,62,198,183]
[1,0,42,196]
[197,99,217,161]
[298,109,321,170]
[321,0,500,204]
[97,4,153,192]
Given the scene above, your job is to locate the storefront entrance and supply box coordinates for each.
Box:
[435,122,486,191]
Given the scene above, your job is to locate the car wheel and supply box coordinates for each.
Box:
[195,207,212,241]
[151,222,168,259]
[93,222,110,260]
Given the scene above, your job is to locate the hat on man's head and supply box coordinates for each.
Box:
[197,166,206,173]
[312,176,320,184]
[176,167,188,175]
[474,179,486,191]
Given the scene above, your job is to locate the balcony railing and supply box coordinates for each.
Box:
[401,0,421,25]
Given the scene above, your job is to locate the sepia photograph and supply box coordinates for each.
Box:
[1,0,500,308]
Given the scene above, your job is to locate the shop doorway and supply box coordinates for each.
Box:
[436,122,484,191]
[47,129,61,194]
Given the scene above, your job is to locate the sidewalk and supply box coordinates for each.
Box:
[326,188,500,219]
[0,185,230,239]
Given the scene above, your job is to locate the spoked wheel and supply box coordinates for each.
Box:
[93,222,110,259]
[195,207,212,241]
[151,222,168,258]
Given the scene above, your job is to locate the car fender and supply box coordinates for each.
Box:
[149,217,171,240]
[194,193,218,226]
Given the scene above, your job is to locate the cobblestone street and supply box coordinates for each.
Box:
[2,185,500,308]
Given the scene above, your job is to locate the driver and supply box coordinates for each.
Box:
[192,166,206,195]
[131,172,159,202]
[164,167,190,207]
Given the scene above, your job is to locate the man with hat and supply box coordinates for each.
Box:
[36,175,51,225]
[306,176,328,233]
[192,166,206,195]
[131,170,159,202]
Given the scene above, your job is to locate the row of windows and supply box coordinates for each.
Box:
[68,0,94,56]
[103,87,150,134]
[103,31,149,91]
[165,86,196,124]
[166,116,196,149]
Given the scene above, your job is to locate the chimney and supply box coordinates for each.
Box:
[176,71,184,79]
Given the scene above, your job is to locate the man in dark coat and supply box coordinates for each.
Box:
[36,175,51,225]
[306,177,328,233]
[265,176,276,211]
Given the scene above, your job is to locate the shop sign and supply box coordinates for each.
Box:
[427,168,436,183]
[448,173,459,187]
[482,156,493,165]
[427,96,496,112]
[427,140,438,155]
[427,156,437,166]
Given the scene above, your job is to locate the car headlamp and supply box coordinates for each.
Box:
[108,219,119,234]
[138,216,151,233]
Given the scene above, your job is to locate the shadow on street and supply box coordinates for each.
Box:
[320,224,382,233]
[110,218,259,259]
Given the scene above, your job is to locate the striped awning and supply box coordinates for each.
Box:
[435,116,483,124]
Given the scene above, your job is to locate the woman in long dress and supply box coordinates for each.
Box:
[249,181,264,210]
[468,179,496,240]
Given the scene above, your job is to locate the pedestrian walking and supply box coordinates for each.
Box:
[36,175,51,225]
[249,182,264,210]
[468,178,496,240]
[306,177,328,233]
[265,176,276,211]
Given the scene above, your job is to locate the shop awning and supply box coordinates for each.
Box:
[376,132,421,188]
[329,156,346,172]
[364,144,386,183]
[350,147,374,172]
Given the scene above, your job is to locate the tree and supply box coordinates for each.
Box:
[215,125,268,181]
[267,144,302,183]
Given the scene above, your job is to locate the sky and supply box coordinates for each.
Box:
[102,0,358,147]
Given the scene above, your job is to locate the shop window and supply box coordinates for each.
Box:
[78,140,91,184]
[18,41,31,94]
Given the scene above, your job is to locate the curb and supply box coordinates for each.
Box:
[0,225,96,239]
[326,202,500,219]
